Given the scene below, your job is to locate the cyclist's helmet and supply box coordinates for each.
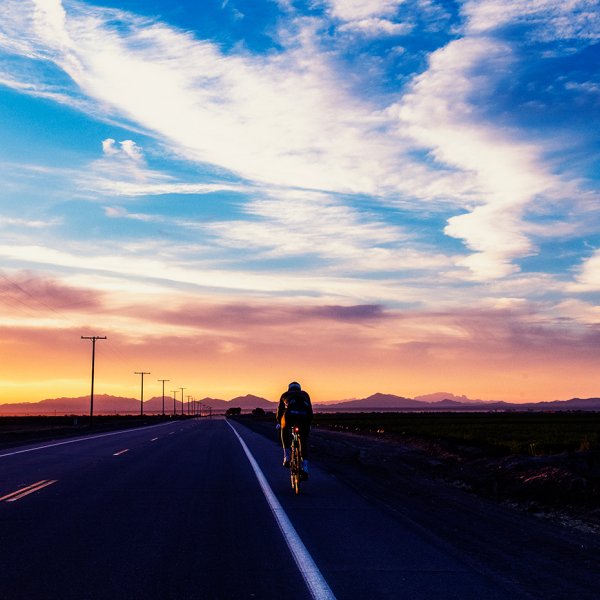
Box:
[288,381,301,391]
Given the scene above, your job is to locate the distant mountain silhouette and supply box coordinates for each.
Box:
[229,394,278,409]
[320,393,426,410]
[1,392,599,415]
[533,397,600,410]
[315,393,600,412]
[0,393,275,415]
[413,392,484,404]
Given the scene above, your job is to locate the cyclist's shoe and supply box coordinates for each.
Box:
[300,469,309,481]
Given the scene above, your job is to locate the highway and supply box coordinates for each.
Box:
[0,418,528,600]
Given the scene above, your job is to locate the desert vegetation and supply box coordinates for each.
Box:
[312,411,600,456]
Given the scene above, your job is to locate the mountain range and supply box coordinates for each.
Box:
[1,392,600,415]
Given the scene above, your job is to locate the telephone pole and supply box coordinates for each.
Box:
[171,390,178,416]
[180,387,186,416]
[81,335,106,427]
[158,379,170,416]
[135,371,151,416]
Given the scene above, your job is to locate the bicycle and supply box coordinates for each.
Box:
[289,425,302,494]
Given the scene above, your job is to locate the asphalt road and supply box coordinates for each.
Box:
[0,418,528,600]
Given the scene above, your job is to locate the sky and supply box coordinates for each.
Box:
[0,0,599,405]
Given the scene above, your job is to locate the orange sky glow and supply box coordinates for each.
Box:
[1,275,597,405]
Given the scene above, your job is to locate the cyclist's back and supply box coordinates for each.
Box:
[277,382,313,478]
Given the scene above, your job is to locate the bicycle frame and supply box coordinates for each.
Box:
[290,425,302,494]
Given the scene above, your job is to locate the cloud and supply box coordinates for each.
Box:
[325,0,404,21]
[338,17,412,36]
[462,0,600,42]
[6,0,416,198]
[84,138,243,196]
[0,216,60,229]
[203,189,409,262]
[393,34,561,279]
[0,270,104,313]
[96,181,242,196]
[137,301,387,331]
[101,138,143,161]
[102,206,155,221]
[570,249,600,292]
[1,0,596,291]
[554,299,600,324]
[0,239,460,309]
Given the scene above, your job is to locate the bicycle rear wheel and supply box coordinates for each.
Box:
[290,444,301,494]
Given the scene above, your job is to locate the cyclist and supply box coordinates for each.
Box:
[277,381,313,479]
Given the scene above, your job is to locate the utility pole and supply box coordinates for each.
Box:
[171,390,178,416]
[180,387,186,416]
[81,335,106,427]
[158,379,170,416]
[187,395,192,416]
[135,371,150,416]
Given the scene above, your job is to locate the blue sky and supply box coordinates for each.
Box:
[0,0,599,403]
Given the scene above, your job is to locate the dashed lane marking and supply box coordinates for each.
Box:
[0,421,176,460]
[113,449,129,456]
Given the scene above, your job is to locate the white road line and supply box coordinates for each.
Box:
[0,421,176,460]
[113,449,129,456]
[151,437,159,442]
[226,421,337,600]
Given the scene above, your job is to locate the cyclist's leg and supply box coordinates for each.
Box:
[298,421,310,479]
[280,415,291,466]
[297,421,310,458]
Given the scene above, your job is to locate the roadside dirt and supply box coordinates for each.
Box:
[240,417,600,600]
[310,425,600,534]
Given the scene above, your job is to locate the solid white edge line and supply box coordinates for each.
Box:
[226,420,337,600]
[0,420,176,459]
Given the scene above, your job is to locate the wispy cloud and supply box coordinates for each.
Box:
[570,249,600,292]
[4,0,591,284]
[324,0,404,21]
[392,30,570,279]
[462,0,600,42]
[80,138,244,197]
[0,215,60,229]
[0,0,424,200]
[338,18,412,37]
[0,270,103,312]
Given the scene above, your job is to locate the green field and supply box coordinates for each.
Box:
[312,411,600,456]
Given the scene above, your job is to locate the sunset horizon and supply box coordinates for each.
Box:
[1,1,599,408]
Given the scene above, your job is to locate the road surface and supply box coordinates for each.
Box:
[1,418,532,599]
